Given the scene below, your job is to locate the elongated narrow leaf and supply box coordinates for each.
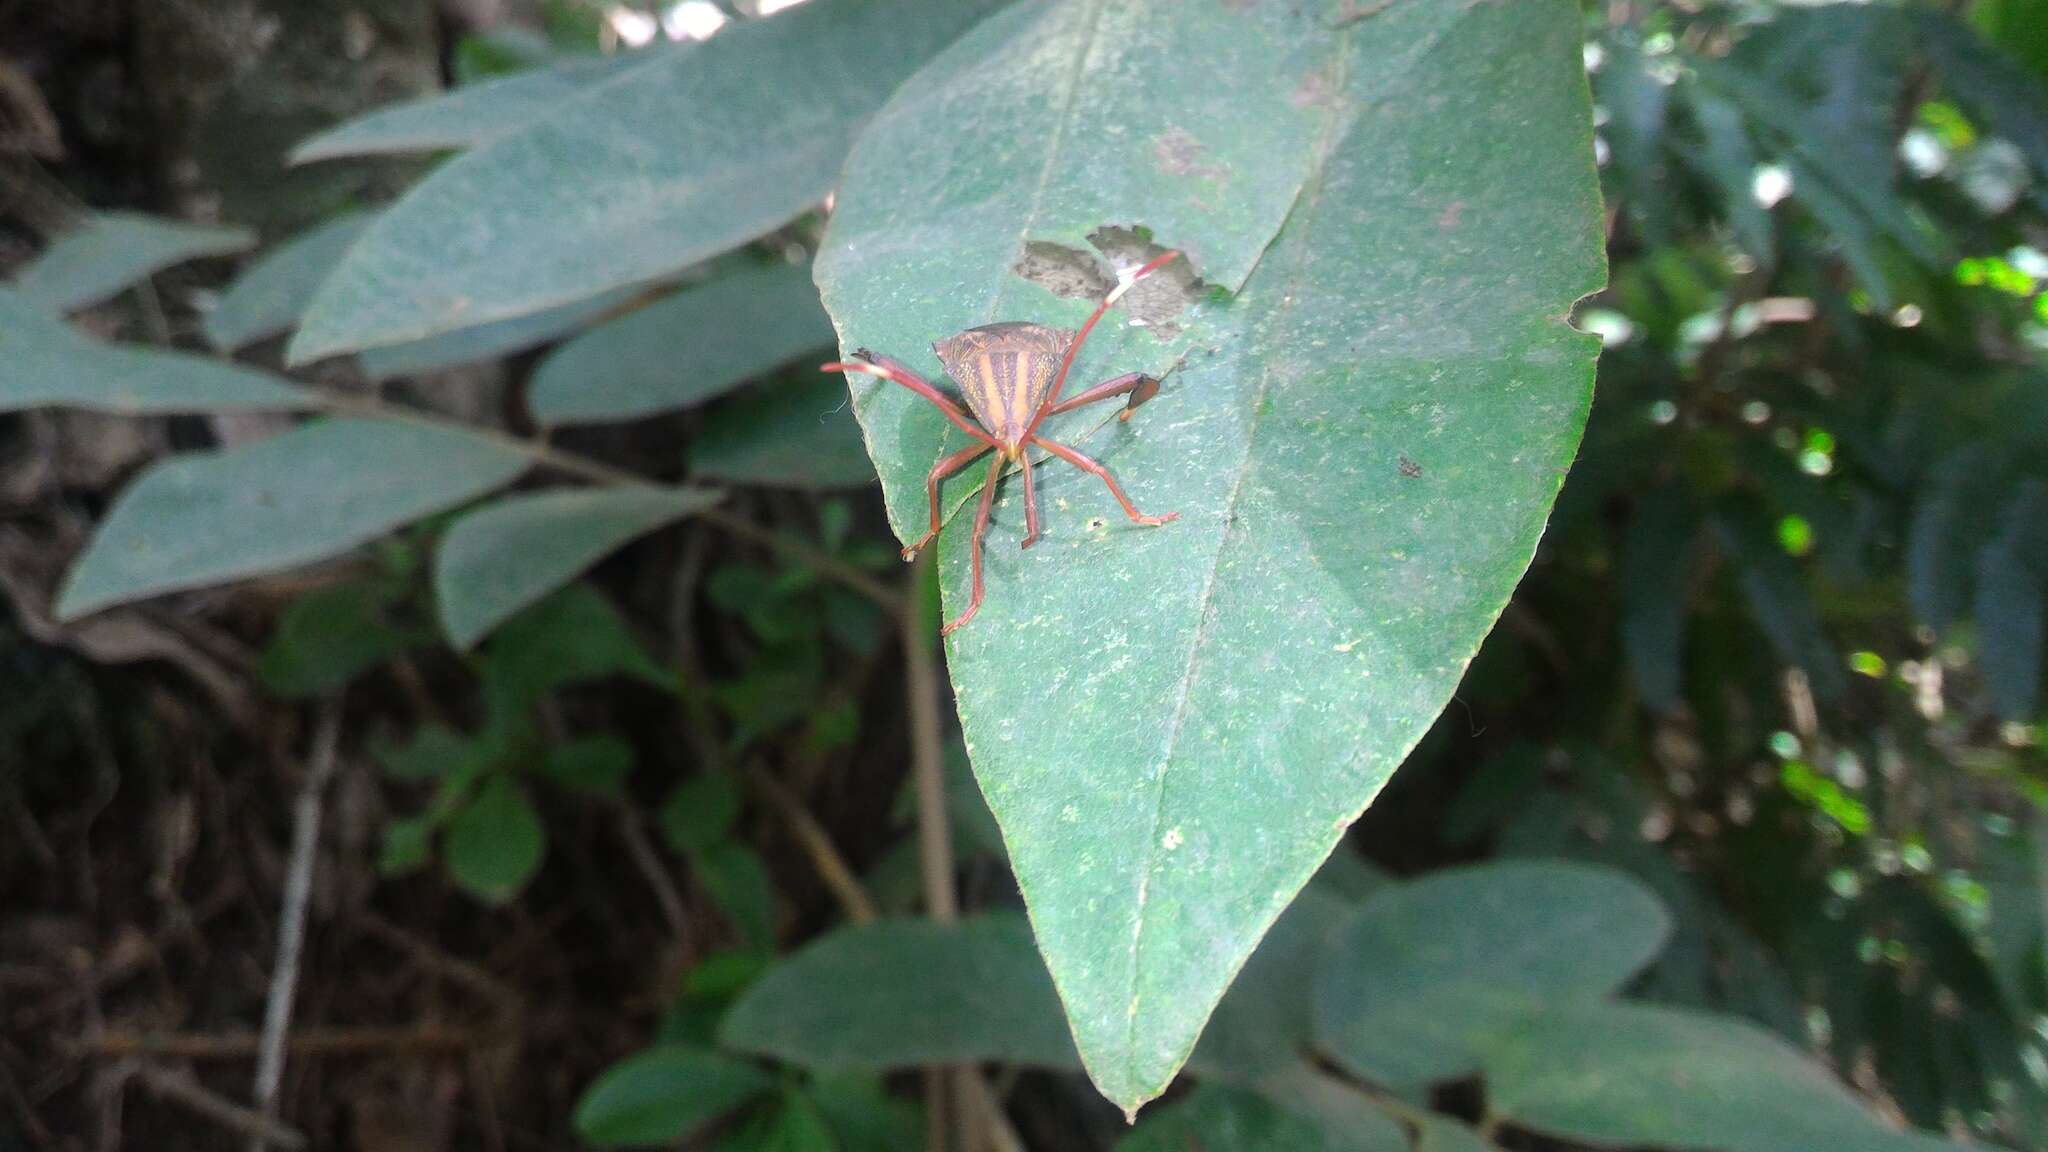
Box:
[1978,482,2048,722]
[58,417,528,619]
[1679,81,1775,264]
[1712,498,1848,703]
[572,1045,774,1147]
[12,211,254,313]
[1621,484,1698,712]
[820,0,1604,1112]
[437,485,720,649]
[689,377,875,490]
[719,914,1078,1071]
[1914,10,2048,212]
[0,290,313,415]
[205,212,374,351]
[1486,1002,1965,1152]
[1313,862,1670,1087]
[287,0,1005,365]
[290,53,638,164]
[529,263,835,425]
[357,284,643,379]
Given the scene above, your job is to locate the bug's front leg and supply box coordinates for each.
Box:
[903,443,991,561]
[1041,371,1160,421]
[941,455,1006,636]
[1030,435,1179,527]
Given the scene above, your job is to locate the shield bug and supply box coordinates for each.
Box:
[825,249,1184,635]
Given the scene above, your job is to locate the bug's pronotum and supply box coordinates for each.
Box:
[825,250,1184,634]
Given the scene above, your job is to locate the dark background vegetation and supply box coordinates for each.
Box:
[3,0,2048,1150]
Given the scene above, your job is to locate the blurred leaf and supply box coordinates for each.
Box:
[571,1044,774,1147]
[1415,1119,1496,1152]
[1910,446,2009,631]
[530,262,836,425]
[535,734,634,797]
[1116,1085,1402,1152]
[445,774,546,903]
[286,0,1005,364]
[1977,482,2048,722]
[379,723,489,783]
[357,283,644,379]
[1679,82,1774,264]
[720,914,1078,1071]
[753,1091,834,1152]
[481,584,672,709]
[257,578,426,697]
[1915,10,2048,212]
[290,53,636,163]
[807,1077,922,1152]
[204,212,374,351]
[436,485,719,649]
[379,816,433,876]
[1189,887,1353,1085]
[694,840,777,950]
[1711,497,1848,704]
[822,0,1603,1111]
[57,418,528,620]
[660,770,744,854]
[1313,861,1671,1087]
[11,211,253,312]
[1596,42,1675,244]
[690,376,876,490]
[1621,484,1698,712]
[1485,1001,1966,1152]
[1,289,314,415]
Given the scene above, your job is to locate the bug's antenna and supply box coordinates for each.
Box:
[1039,249,1182,415]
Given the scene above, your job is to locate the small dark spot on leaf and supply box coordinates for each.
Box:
[1399,454,1422,478]
[1152,127,1226,185]
[1086,516,1108,531]
[1011,228,1205,337]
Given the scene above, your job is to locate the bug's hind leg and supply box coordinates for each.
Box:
[903,443,991,561]
[1019,453,1042,550]
[941,455,1007,636]
[1030,436,1178,527]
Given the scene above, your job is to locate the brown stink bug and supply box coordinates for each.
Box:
[825,249,1184,635]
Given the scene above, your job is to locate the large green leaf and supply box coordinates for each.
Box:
[57,418,529,620]
[436,485,720,649]
[718,914,1078,1071]
[571,1044,774,1147]
[12,211,254,313]
[204,212,374,351]
[688,377,876,490]
[286,0,1005,365]
[528,263,836,425]
[818,0,1604,1112]
[1312,862,1670,1088]
[1485,1001,1965,1152]
[290,53,638,164]
[0,290,313,415]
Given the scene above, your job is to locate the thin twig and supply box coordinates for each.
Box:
[246,702,343,1151]
[79,1027,471,1060]
[614,804,692,941]
[903,553,958,924]
[744,765,878,924]
[129,1063,307,1151]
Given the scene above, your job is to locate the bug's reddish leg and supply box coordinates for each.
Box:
[1018,452,1042,550]
[824,356,998,448]
[903,442,991,561]
[941,455,1006,636]
[1039,249,1182,415]
[1030,435,1179,527]
[1042,371,1159,420]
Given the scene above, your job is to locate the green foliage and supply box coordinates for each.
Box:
[10,211,253,313]
[204,212,373,351]
[822,0,1603,1109]
[570,1045,774,1146]
[689,376,875,490]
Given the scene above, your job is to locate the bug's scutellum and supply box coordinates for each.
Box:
[825,250,1183,635]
